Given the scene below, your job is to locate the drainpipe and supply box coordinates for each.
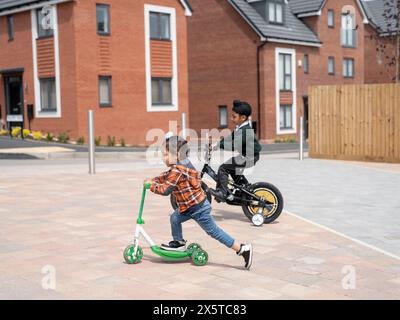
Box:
[257,40,267,140]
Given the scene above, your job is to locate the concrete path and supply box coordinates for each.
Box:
[0,156,399,299]
[244,154,400,258]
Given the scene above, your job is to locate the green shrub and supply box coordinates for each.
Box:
[57,132,70,144]
[107,135,116,147]
[119,138,126,147]
[45,133,54,142]
[77,136,85,145]
[95,136,102,146]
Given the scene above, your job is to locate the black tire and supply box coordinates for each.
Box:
[242,182,284,224]
[170,181,212,210]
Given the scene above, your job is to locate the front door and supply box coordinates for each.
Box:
[4,75,24,129]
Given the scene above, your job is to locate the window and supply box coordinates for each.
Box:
[303,54,309,74]
[150,12,170,40]
[328,57,335,75]
[341,12,356,47]
[40,78,56,111]
[7,15,14,41]
[152,78,172,105]
[268,1,284,24]
[37,8,54,38]
[96,4,110,35]
[279,53,292,91]
[328,9,334,27]
[219,106,228,128]
[99,76,112,106]
[280,105,293,130]
[343,58,354,78]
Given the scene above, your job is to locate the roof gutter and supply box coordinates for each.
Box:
[356,0,371,24]
[179,0,192,17]
[297,10,321,18]
[266,37,322,47]
[0,0,72,17]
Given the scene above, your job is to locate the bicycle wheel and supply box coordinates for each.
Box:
[242,182,284,224]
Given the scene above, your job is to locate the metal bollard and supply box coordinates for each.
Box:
[88,110,96,174]
[299,116,304,161]
[181,112,187,140]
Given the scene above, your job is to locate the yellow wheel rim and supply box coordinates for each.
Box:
[248,188,278,218]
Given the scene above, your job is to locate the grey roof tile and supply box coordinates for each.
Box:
[289,0,325,15]
[229,0,321,44]
[361,0,398,34]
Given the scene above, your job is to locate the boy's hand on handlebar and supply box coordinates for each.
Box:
[143,179,152,186]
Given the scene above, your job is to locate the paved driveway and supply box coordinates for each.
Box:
[0,157,399,299]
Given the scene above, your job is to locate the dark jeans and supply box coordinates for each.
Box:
[170,200,235,248]
[216,154,260,195]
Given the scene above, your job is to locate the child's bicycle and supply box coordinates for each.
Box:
[170,140,284,226]
[123,183,209,266]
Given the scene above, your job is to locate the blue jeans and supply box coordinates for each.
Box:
[170,200,235,248]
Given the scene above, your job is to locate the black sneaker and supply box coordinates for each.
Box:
[210,189,227,203]
[161,240,187,252]
[237,244,253,270]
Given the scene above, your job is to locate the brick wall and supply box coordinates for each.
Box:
[73,0,189,146]
[364,25,397,83]
[187,0,261,136]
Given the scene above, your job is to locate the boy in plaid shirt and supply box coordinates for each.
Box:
[145,136,253,269]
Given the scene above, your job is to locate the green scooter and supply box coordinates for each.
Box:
[123,183,209,266]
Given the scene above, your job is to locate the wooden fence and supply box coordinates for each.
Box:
[309,84,400,163]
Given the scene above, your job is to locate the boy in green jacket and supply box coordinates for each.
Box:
[212,100,262,202]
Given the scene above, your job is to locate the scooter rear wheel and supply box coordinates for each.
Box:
[123,244,143,264]
[191,249,208,266]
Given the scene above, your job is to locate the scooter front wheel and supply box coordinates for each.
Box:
[123,244,143,264]
[191,249,208,266]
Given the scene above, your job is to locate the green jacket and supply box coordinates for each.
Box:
[219,123,262,160]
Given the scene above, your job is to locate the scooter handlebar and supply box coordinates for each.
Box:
[144,182,151,190]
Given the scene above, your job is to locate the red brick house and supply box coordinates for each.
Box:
[0,0,192,146]
[187,0,397,142]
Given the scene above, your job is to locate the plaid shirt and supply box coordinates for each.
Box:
[150,161,206,214]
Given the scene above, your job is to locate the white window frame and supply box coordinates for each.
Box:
[275,48,297,135]
[144,4,178,112]
[31,5,62,118]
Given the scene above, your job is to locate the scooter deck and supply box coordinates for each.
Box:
[151,245,191,261]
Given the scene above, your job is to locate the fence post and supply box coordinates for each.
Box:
[88,110,95,174]
[299,116,304,161]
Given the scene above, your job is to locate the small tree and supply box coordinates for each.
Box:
[375,0,400,82]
